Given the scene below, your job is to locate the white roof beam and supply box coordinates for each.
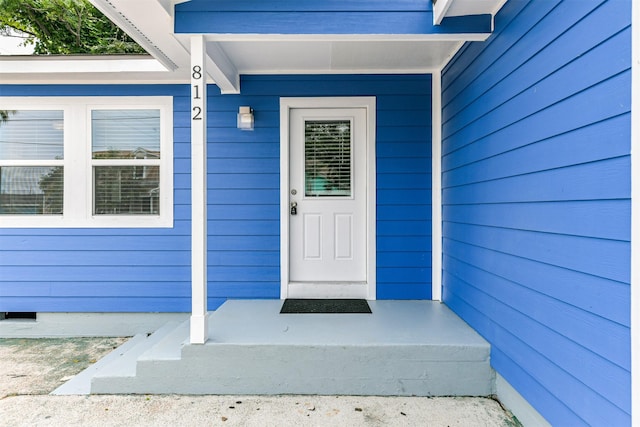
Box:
[205,41,240,94]
[90,0,183,71]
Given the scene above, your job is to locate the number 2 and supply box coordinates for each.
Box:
[192,106,202,120]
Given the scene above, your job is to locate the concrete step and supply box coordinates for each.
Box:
[126,342,492,396]
[51,333,148,395]
[88,300,494,396]
[138,319,189,362]
[89,320,184,394]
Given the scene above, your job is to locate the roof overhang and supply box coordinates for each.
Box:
[434,0,506,25]
[0,55,180,83]
[0,0,507,92]
[186,33,491,94]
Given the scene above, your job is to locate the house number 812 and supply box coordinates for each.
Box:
[192,65,203,120]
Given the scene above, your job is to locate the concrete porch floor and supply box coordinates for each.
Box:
[56,300,494,396]
[206,299,488,347]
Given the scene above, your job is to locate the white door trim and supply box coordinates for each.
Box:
[432,71,443,302]
[280,97,376,300]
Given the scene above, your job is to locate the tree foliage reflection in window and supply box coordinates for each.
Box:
[92,110,161,215]
[0,110,64,215]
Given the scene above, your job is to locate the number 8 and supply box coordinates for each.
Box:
[192,65,202,80]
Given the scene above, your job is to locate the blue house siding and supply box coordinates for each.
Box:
[207,74,433,301]
[0,85,193,312]
[174,0,491,35]
[0,74,432,312]
[441,1,631,426]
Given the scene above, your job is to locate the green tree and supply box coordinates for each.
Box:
[38,165,63,214]
[0,0,145,54]
[0,110,14,123]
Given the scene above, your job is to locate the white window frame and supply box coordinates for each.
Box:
[0,97,173,228]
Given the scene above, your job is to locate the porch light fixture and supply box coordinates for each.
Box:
[237,106,254,131]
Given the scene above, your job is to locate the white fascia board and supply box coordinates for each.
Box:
[0,56,166,73]
[202,33,491,43]
[0,73,189,85]
[434,0,507,27]
[0,55,190,84]
[433,0,455,25]
[490,0,509,16]
[489,0,509,31]
[239,67,443,75]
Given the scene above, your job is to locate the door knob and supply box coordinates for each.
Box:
[290,201,297,215]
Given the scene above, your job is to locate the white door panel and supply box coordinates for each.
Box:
[288,107,367,296]
[303,213,322,260]
[334,214,353,260]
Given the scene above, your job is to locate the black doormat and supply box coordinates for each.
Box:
[280,299,372,314]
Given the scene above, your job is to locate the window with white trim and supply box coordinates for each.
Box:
[0,97,173,228]
[0,110,64,215]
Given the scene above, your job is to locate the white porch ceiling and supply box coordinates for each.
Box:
[204,39,464,75]
[0,0,506,89]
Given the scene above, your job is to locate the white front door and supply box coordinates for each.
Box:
[281,98,376,299]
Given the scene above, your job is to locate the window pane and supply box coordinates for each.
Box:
[0,110,64,160]
[92,110,160,159]
[94,166,159,215]
[0,166,63,214]
[304,120,352,197]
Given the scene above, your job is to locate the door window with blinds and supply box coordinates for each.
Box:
[0,97,173,228]
[304,119,352,197]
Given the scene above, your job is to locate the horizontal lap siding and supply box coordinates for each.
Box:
[174,0,491,35]
[205,85,280,300]
[212,75,432,300]
[0,75,432,312]
[0,85,192,312]
[441,1,630,426]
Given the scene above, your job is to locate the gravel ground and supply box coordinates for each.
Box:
[0,338,521,427]
[0,337,126,398]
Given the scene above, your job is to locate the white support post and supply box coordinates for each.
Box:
[432,71,443,302]
[190,35,209,344]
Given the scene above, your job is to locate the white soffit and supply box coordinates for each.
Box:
[216,40,463,74]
